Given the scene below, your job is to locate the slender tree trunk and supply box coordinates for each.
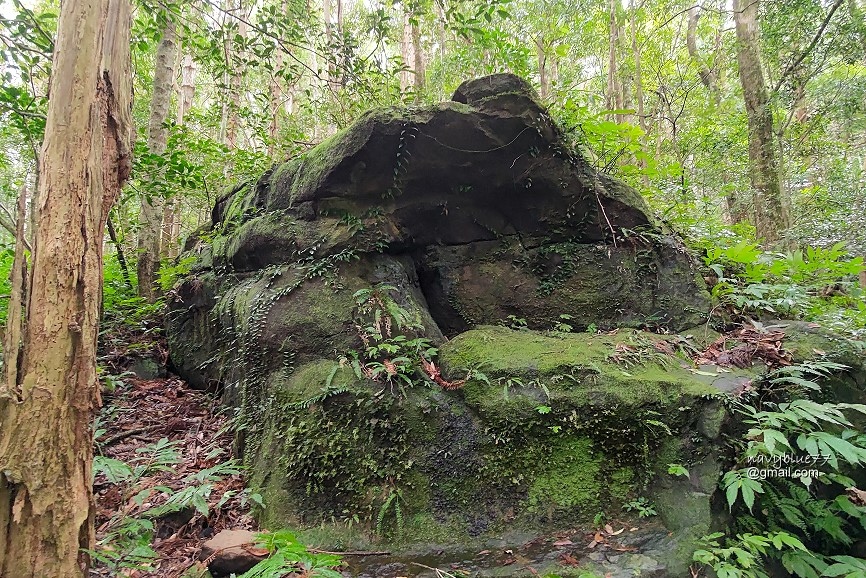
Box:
[137,18,177,300]
[536,37,549,100]
[733,0,790,242]
[606,0,623,121]
[687,5,719,101]
[400,8,414,94]
[411,14,425,100]
[225,1,246,150]
[107,217,131,288]
[177,53,196,125]
[161,52,197,260]
[629,0,649,185]
[3,182,28,381]
[0,0,132,573]
[268,0,287,158]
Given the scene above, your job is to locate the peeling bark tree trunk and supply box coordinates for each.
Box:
[137,18,177,300]
[733,0,790,242]
[0,0,132,573]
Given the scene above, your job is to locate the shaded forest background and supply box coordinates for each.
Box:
[1,0,865,309]
[2,1,866,576]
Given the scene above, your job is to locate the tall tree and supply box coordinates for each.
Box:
[686,4,719,102]
[162,52,198,260]
[0,0,132,574]
[733,0,789,242]
[606,0,623,121]
[137,16,178,300]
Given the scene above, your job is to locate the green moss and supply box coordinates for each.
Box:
[396,513,471,545]
[248,361,414,528]
[524,437,602,521]
[608,467,636,501]
[440,325,717,405]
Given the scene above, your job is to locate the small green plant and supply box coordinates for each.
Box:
[505,314,528,330]
[622,497,657,518]
[692,531,809,578]
[667,463,689,477]
[705,360,866,574]
[375,486,404,538]
[240,530,343,578]
[91,439,248,574]
[552,314,574,332]
[345,284,433,393]
[703,241,866,330]
[158,254,197,292]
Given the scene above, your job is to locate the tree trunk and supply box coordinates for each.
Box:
[629,0,649,185]
[400,8,414,94]
[0,0,132,573]
[411,14,425,100]
[733,0,789,242]
[137,18,177,301]
[606,0,623,121]
[161,52,197,260]
[687,5,719,101]
[268,0,286,158]
[536,37,549,100]
[107,217,131,287]
[225,1,246,150]
[177,53,196,125]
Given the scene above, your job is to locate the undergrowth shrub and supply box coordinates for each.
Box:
[703,241,866,337]
[693,360,866,577]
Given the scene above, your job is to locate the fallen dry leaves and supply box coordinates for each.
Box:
[693,325,791,369]
[91,375,256,578]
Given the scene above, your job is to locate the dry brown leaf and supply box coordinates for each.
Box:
[847,486,866,506]
[552,539,573,547]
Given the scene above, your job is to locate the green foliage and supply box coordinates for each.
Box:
[698,361,866,576]
[91,439,247,574]
[375,487,404,538]
[0,246,14,327]
[240,530,343,578]
[622,497,657,518]
[345,284,437,392]
[704,241,866,334]
[692,531,810,578]
[158,255,197,292]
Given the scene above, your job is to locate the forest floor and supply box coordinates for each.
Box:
[91,322,258,577]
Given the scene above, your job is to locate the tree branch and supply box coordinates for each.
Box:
[771,0,844,96]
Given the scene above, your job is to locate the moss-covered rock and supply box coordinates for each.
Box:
[222,324,738,550]
[166,74,722,557]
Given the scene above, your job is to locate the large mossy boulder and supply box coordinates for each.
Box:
[235,326,731,575]
[166,74,725,568]
[169,74,710,386]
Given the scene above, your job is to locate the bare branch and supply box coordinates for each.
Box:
[771,0,845,96]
